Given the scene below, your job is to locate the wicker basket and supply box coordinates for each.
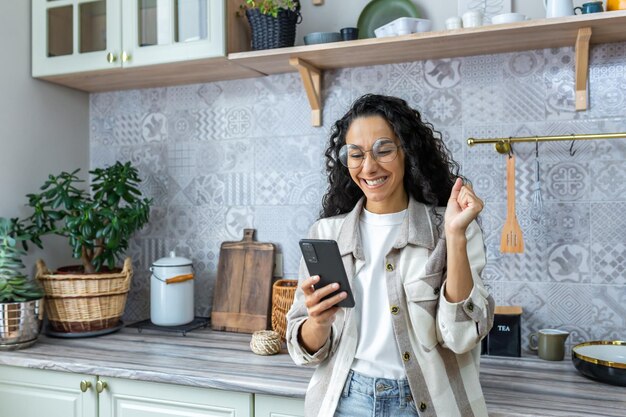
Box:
[271,279,298,341]
[36,258,132,333]
[245,5,301,50]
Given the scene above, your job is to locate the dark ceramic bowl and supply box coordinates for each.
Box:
[572,340,626,386]
[303,32,342,45]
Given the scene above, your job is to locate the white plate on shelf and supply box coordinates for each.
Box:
[374,17,431,38]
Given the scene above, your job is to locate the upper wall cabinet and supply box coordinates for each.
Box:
[33,0,226,75]
[32,0,259,91]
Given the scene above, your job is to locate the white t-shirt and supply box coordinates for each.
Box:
[351,208,406,379]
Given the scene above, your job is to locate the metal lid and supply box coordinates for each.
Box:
[152,251,193,267]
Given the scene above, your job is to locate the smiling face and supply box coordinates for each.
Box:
[344,115,408,214]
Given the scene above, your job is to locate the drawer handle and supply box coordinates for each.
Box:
[96,380,108,393]
[106,52,117,63]
[122,51,131,62]
[80,380,92,392]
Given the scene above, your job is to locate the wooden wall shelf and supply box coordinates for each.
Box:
[229,11,626,123]
[39,11,626,122]
[230,12,626,74]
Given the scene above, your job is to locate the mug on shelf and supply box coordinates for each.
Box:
[529,329,570,361]
[575,1,604,14]
[462,10,483,28]
[607,0,626,10]
[544,0,575,17]
[445,16,463,30]
[340,27,359,41]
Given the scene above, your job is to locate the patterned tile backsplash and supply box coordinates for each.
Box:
[91,42,626,351]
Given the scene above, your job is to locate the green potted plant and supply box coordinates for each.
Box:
[21,161,151,335]
[243,0,301,50]
[0,217,45,350]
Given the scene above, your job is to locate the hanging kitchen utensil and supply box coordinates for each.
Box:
[501,154,524,253]
[530,141,543,222]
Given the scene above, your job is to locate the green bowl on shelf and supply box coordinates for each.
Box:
[357,0,420,39]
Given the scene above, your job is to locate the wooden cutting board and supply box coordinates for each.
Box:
[211,229,276,333]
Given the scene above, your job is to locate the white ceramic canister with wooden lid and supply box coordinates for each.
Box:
[150,251,194,326]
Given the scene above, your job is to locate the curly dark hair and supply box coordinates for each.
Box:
[320,94,466,219]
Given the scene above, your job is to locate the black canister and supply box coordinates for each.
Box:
[482,306,523,357]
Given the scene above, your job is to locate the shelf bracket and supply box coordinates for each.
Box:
[575,27,592,111]
[290,57,323,126]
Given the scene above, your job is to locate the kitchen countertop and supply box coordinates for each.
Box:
[0,326,624,416]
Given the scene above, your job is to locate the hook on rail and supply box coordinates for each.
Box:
[569,134,577,156]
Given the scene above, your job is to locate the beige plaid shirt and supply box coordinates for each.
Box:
[286,197,494,417]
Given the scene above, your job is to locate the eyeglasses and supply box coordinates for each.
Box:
[338,138,400,169]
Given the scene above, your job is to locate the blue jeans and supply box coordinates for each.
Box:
[334,370,419,417]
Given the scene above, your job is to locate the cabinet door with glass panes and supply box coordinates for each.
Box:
[122,0,225,68]
[32,0,122,76]
[32,0,225,78]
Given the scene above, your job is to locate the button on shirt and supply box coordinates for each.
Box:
[351,208,406,379]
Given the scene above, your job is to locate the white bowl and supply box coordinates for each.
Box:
[415,19,432,33]
[491,12,528,25]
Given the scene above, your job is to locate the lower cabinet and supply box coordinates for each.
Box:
[0,365,97,417]
[0,365,253,417]
[255,394,305,417]
[100,376,253,417]
[0,365,305,417]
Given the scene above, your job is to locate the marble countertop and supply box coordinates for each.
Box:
[0,326,624,416]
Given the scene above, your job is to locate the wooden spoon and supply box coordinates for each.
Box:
[500,154,524,253]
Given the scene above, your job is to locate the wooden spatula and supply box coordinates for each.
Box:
[501,154,524,253]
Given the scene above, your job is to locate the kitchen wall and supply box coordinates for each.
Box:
[90,41,626,351]
[1,2,89,268]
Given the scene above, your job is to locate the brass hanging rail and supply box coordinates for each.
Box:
[467,132,626,154]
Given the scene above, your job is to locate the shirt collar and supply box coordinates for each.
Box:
[336,196,436,260]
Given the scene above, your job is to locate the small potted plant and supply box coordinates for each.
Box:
[244,0,301,50]
[21,161,151,335]
[0,217,45,350]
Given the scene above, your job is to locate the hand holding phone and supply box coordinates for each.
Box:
[299,239,355,308]
[297,274,343,354]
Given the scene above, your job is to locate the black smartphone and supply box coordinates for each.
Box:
[299,239,355,308]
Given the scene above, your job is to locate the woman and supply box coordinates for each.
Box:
[286,94,494,417]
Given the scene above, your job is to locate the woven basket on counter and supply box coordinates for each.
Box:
[250,330,282,355]
[245,5,301,50]
[36,258,132,333]
[271,279,298,341]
